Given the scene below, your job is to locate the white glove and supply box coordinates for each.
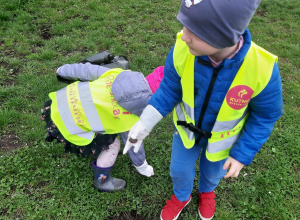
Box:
[134,160,154,177]
[123,105,163,154]
[123,120,149,154]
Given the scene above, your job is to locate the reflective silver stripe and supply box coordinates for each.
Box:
[175,104,185,121]
[56,87,86,135]
[78,82,104,132]
[207,133,241,153]
[185,126,194,141]
[77,131,94,140]
[175,104,194,141]
[182,101,195,120]
[212,108,248,132]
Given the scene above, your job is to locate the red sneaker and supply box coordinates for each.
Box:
[198,191,216,220]
[160,195,191,220]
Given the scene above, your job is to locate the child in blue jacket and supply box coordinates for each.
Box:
[123,0,283,219]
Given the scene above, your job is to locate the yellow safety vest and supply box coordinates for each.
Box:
[49,68,139,146]
[173,31,278,161]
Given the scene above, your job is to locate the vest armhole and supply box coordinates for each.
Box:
[251,42,278,98]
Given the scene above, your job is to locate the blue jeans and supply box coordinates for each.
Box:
[170,130,227,202]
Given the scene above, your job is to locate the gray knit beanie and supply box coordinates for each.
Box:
[177,0,261,48]
[112,70,152,117]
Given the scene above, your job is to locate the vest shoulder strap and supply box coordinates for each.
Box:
[173,31,192,77]
[242,42,278,98]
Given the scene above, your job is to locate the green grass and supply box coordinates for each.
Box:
[0,0,299,219]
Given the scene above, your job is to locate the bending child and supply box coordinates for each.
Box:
[41,61,164,192]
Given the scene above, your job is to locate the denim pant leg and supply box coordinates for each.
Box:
[170,130,201,202]
[198,144,228,193]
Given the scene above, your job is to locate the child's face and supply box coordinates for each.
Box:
[181,27,221,57]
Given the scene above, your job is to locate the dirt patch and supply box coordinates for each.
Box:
[0,54,21,86]
[40,24,52,40]
[0,61,9,68]
[109,210,150,220]
[0,61,19,74]
[0,132,22,153]
[256,10,267,17]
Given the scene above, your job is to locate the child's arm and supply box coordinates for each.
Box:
[123,47,183,154]
[56,63,110,82]
[229,62,283,166]
[119,132,154,177]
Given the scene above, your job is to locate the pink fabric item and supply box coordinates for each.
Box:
[145,66,164,94]
[96,138,120,167]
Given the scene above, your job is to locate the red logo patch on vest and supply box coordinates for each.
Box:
[226,85,254,110]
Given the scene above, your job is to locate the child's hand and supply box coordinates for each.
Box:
[123,120,150,154]
[223,157,244,178]
[56,67,61,74]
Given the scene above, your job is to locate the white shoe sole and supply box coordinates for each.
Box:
[160,197,191,220]
[198,208,214,220]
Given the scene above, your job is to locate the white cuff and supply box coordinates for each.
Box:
[134,160,154,177]
[140,105,163,132]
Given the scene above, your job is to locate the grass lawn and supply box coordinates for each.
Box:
[0,0,299,219]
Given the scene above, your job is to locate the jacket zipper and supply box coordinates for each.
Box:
[196,59,223,144]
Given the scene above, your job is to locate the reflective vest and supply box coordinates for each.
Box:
[173,31,278,161]
[49,68,139,146]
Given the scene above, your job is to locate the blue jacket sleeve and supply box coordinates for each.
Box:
[229,62,283,165]
[148,47,183,117]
